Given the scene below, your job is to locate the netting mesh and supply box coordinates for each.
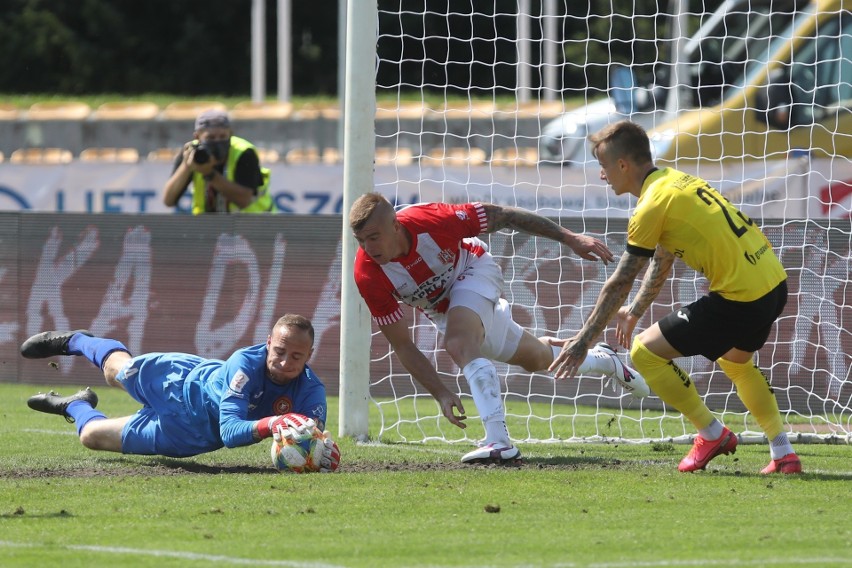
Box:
[363,0,851,445]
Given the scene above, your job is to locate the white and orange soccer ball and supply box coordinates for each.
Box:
[269,415,341,473]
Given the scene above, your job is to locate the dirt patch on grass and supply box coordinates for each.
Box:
[0,463,269,479]
[0,455,666,478]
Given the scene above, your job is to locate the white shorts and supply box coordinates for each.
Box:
[432,254,524,363]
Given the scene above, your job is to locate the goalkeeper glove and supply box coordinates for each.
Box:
[256,413,316,440]
[311,431,341,473]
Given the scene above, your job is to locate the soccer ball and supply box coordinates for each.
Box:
[270,435,314,473]
[269,417,340,473]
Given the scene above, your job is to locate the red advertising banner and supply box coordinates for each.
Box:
[5,214,343,391]
[1,214,850,412]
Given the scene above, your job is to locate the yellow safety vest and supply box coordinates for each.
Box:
[191,136,276,214]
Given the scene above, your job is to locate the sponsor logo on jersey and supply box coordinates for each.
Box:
[455,209,468,221]
[677,310,690,323]
[437,248,454,264]
[394,268,454,307]
[229,371,250,393]
[412,270,453,301]
[311,404,325,420]
[405,257,423,270]
[671,173,694,190]
[744,243,769,265]
[273,396,293,415]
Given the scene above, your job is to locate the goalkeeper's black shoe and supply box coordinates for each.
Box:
[20,330,92,359]
[27,388,99,423]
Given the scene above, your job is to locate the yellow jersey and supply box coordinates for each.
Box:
[627,168,786,302]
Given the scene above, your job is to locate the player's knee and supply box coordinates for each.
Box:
[78,426,101,450]
[629,337,668,382]
[79,423,119,452]
[443,334,476,366]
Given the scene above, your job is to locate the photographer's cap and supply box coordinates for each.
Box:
[194,109,231,131]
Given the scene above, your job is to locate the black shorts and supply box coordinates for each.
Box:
[658,280,788,361]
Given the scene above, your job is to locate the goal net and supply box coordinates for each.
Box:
[342,0,852,446]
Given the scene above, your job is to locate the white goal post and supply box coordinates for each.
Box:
[338,2,376,441]
[340,0,852,445]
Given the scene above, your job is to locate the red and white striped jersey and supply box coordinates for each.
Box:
[354,202,489,326]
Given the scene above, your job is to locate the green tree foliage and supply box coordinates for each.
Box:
[376,0,522,97]
[0,0,254,94]
[0,0,724,96]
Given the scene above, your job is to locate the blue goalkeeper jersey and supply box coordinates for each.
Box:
[195,343,327,449]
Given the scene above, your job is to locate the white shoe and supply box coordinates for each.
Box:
[460,443,522,464]
[594,343,651,398]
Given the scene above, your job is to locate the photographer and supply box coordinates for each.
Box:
[162,109,277,214]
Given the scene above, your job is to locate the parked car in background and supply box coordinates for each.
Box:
[539,0,852,167]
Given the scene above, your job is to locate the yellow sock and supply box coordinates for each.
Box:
[630,337,714,430]
[717,357,784,439]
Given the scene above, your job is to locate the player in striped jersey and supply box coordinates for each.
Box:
[551,121,801,474]
[350,193,650,464]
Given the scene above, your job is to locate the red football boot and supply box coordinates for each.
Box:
[761,453,802,474]
[678,427,738,472]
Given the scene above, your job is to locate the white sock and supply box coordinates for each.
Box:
[550,345,613,376]
[463,358,510,446]
[769,432,795,460]
[698,419,725,441]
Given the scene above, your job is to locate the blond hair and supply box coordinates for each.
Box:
[588,120,653,165]
[349,192,395,231]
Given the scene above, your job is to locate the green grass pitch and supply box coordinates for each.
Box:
[1,383,850,567]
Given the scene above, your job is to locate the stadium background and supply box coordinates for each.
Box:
[0,0,725,98]
[4,213,850,416]
[1,0,849,437]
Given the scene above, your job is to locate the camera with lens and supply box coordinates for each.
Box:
[190,140,214,165]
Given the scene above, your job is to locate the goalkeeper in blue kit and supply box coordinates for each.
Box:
[22,314,339,472]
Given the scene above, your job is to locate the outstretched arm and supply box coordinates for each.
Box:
[613,246,675,348]
[550,251,650,378]
[380,319,468,429]
[625,246,675,319]
[481,203,614,264]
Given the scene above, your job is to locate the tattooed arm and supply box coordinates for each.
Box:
[576,252,650,347]
[627,246,674,318]
[549,251,650,378]
[611,246,675,349]
[481,203,614,264]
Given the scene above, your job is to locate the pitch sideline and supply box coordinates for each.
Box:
[0,540,848,567]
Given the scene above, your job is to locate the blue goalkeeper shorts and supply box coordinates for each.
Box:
[116,352,223,457]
